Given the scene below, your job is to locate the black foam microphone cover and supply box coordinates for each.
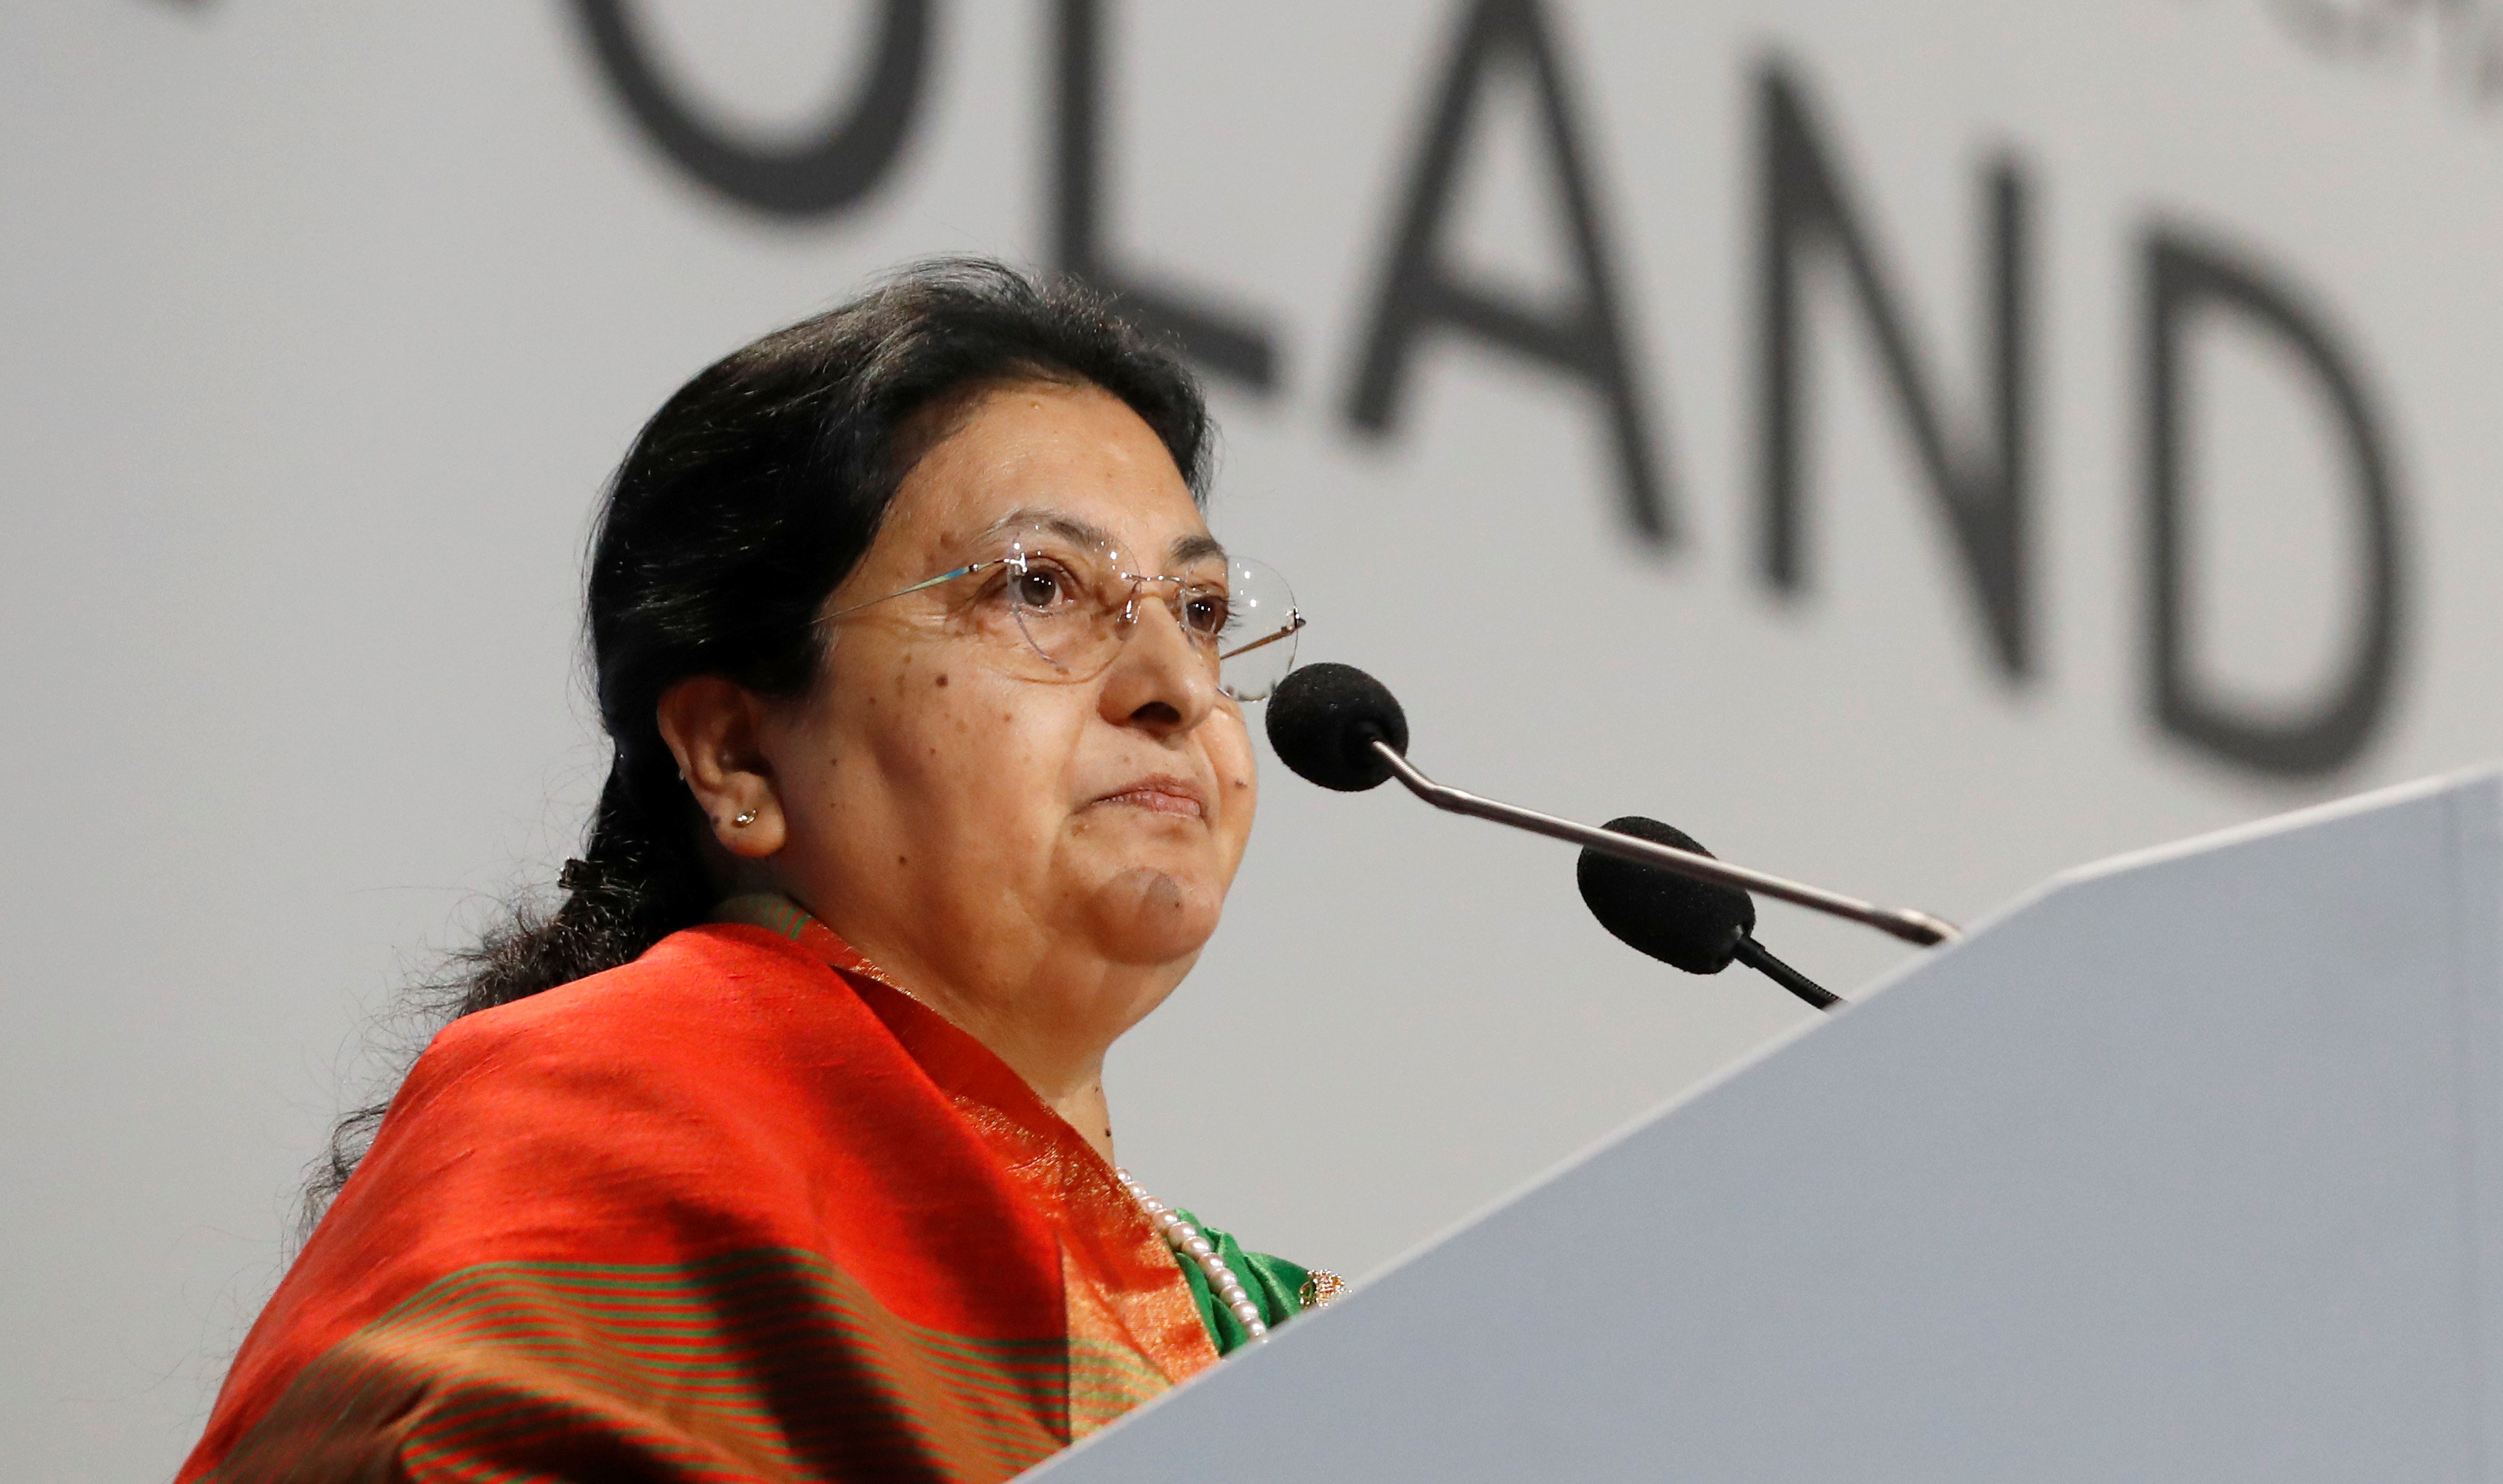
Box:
[1264,662,1411,792]
[1578,816,1757,974]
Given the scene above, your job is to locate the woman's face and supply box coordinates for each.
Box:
[754,381,1257,1028]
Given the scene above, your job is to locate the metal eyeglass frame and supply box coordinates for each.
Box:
[819,543,1307,696]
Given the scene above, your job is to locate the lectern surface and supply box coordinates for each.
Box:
[1030,770,2503,1483]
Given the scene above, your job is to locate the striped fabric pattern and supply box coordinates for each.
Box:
[205,1250,1166,1483]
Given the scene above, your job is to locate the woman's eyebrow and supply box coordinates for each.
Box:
[985,508,1112,550]
[982,508,1225,567]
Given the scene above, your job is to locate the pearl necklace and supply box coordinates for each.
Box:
[1114,1168,1269,1345]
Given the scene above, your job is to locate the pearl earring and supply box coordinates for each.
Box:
[732,808,759,827]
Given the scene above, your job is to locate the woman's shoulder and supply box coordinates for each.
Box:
[338,922,885,1238]
[424,922,835,1068]
[188,924,925,1480]
[373,922,866,1173]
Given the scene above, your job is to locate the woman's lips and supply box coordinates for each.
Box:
[1092,775,1208,819]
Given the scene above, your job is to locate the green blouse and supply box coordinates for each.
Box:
[1171,1212,1333,1355]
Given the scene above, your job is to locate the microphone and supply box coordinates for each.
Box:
[1259,662,1409,792]
[1577,816,1841,1011]
[1265,663,1960,950]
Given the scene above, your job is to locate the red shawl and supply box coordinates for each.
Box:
[179,915,1220,1483]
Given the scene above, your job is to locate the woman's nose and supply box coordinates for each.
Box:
[1099,587,1220,736]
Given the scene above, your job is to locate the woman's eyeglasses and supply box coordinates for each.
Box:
[820,519,1305,702]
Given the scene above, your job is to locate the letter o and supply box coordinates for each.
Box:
[572,0,935,217]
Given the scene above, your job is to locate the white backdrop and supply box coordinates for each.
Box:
[6,3,2501,1478]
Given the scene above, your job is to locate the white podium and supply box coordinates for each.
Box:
[1037,769,2503,1482]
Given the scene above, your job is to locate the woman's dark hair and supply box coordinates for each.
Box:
[305,258,1210,1221]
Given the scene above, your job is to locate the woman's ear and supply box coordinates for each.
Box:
[655,677,788,859]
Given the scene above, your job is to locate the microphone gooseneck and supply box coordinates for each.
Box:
[1730,937,1840,1012]
[1265,662,1411,792]
[1270,663,1961,951]
[1580,816,1841,1012]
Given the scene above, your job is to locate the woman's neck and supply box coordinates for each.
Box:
[832,919,1169,1169]
[1046,1076,1117,1167]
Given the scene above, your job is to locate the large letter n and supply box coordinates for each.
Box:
[1757,58,2034,680]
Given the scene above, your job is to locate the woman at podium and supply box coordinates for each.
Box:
[179,261,1332,1483]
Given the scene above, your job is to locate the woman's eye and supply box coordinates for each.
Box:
[1184,592,1230,637]
[1009,569,1065,609]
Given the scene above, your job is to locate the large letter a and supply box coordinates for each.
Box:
[1344,0,1671,545]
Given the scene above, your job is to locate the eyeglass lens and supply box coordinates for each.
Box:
[977,525,1300,701]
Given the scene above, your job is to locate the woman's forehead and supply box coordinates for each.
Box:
[885,383,1210,560]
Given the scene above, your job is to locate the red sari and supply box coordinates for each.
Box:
[180,909,1229,1483]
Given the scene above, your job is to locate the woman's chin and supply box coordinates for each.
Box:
[1081,865,1225,965]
